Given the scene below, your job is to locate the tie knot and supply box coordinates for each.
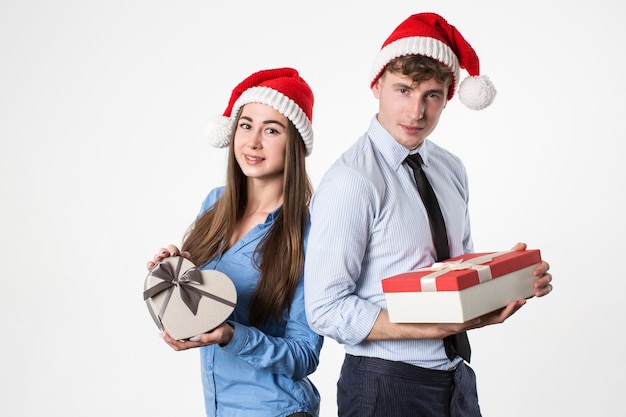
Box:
[404,152,424,170]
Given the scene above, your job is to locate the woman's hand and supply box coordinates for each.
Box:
[146,244,188,271]
[160,322,235,351]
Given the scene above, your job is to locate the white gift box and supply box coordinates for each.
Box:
[382,250,542,323]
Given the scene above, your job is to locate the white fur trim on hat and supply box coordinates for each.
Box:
[369,36,461,91]
[458,75,497,111]
[232,86,314,155]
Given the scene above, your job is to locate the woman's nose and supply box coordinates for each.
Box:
[247,130,262,148]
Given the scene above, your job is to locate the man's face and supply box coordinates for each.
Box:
[372,71,448,150]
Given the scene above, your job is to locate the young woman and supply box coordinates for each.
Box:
[147,67,322,417]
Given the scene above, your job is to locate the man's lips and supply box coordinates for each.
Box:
[401,124,422,135]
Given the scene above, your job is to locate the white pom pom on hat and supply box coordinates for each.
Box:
[205,67,315,155]
[458,75,497,110]
[369,12,496,110]
[204,115,233,148]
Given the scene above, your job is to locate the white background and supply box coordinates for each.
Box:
[1,1,624,416]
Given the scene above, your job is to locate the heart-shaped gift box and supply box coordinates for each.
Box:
[143,256,237,341]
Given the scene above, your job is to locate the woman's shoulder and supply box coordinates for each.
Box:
[199,186,226,213]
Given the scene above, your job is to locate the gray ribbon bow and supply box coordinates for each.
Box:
[143,257,235,321]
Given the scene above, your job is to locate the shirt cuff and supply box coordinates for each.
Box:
[220,321,248,354]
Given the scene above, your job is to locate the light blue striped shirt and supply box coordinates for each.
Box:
[304,117,472,370]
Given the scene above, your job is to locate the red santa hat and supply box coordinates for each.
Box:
[205,67,314,155]
[369,12,496,110]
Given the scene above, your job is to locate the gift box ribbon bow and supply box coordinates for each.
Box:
[143,257,236,320]
[417,251,510,291]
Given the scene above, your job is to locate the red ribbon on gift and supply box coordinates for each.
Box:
[143,257,236,320]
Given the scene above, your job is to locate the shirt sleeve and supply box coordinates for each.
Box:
[220,276,323,380]
[460,166,474,254]
[303,164,382,346]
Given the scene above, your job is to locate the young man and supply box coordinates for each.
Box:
[304,13,553,417]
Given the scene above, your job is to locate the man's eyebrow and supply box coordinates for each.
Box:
[425,88,445,95]
[391,81,413,90]
[392,82,445,95]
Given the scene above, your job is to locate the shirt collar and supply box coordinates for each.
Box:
[260,206,281,229]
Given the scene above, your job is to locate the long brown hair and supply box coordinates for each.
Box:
[181,108,312,327]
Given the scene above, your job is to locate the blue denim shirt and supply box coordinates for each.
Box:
[197,187,322,417]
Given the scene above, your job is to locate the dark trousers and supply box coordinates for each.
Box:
[337,354,481,417]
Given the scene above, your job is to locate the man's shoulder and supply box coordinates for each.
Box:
[326,134,386,180]
[425,140,465,167]
[338,134,371,161]
[317,134,390,201]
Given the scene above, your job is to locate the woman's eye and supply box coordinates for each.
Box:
[264,126,284,135]
[239,123,251,130]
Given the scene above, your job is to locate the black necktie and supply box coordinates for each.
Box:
[405,153,471,363]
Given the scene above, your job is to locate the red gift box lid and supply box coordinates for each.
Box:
[382,250,542,292]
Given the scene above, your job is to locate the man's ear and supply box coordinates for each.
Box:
[371,79,381,99]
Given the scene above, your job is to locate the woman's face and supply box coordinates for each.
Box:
[233,102,288,183]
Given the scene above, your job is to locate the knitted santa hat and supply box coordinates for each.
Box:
[205,67,314,155]
[369,12,496,110]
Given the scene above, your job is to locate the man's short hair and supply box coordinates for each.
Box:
[384,55,453,90]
